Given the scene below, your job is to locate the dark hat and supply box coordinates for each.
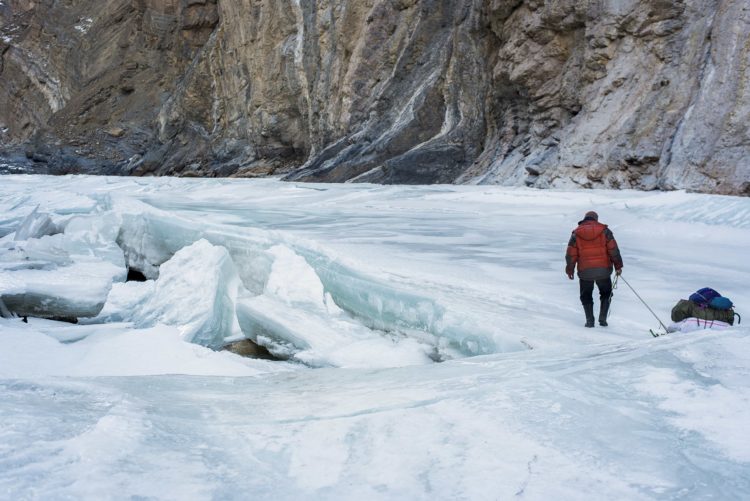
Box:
[584,211,599,221]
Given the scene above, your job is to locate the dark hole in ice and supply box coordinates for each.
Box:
[223,339,285,361]
[126,268,148,282]
[49,316,79,324]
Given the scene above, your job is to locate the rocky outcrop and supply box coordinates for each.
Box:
[0,0,748,194]
[465,0,750,195]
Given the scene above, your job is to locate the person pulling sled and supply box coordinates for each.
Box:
[565,211,624,327]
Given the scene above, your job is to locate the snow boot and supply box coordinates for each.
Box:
[599,299,610,327]
[584,304,595,328]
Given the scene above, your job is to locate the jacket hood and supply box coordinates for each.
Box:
[577,215,598,225]
[575,220,606,241]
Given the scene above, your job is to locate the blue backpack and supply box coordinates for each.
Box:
[709,296,734,311]
[689,287,721,307]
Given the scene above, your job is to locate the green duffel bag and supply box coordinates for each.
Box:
[671,299,735,325]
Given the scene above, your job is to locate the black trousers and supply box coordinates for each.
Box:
[579,277,612,306]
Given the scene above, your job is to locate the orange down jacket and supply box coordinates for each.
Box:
[565,220,623,280]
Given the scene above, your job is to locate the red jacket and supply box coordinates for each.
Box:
[566,220,623,280]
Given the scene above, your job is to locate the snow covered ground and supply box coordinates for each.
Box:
[1,175,749,500]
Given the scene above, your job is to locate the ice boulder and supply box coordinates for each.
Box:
[60,212,125,267]
[116,211,184,279]
[134,239,242,348]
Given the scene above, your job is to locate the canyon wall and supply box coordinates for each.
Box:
[1,0,748,194]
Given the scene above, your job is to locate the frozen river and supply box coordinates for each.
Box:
[1,176,749,499]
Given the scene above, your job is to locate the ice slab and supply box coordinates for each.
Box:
[0,212,126,319]
[114,197,274,289]
[13,207,61,241]
[0,260,123,318]
[236,245,434,367]
[0,297,12,317]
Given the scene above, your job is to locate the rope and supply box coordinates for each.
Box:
[620,275,670,332]
[606,274,619,320]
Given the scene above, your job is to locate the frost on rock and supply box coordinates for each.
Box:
[134,239,242,349]
[73,17,93,34]
[237,245,433,367]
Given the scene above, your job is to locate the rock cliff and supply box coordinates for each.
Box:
[1,0,748,194]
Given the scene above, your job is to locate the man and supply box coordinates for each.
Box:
[565,211,623,327]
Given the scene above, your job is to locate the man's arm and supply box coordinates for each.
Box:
[565,233,578,279]
[604,228,623,273]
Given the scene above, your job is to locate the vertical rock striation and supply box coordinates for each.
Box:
[0,0,748,194]
[464,0,750,195]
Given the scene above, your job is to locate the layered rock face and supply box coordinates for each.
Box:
[1,0,748,194]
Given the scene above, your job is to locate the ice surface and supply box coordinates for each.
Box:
[0,175,749,499]
[0,177,97,237]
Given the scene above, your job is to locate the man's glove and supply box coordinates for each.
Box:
[615,268,622,276]
[566,271,574,280]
